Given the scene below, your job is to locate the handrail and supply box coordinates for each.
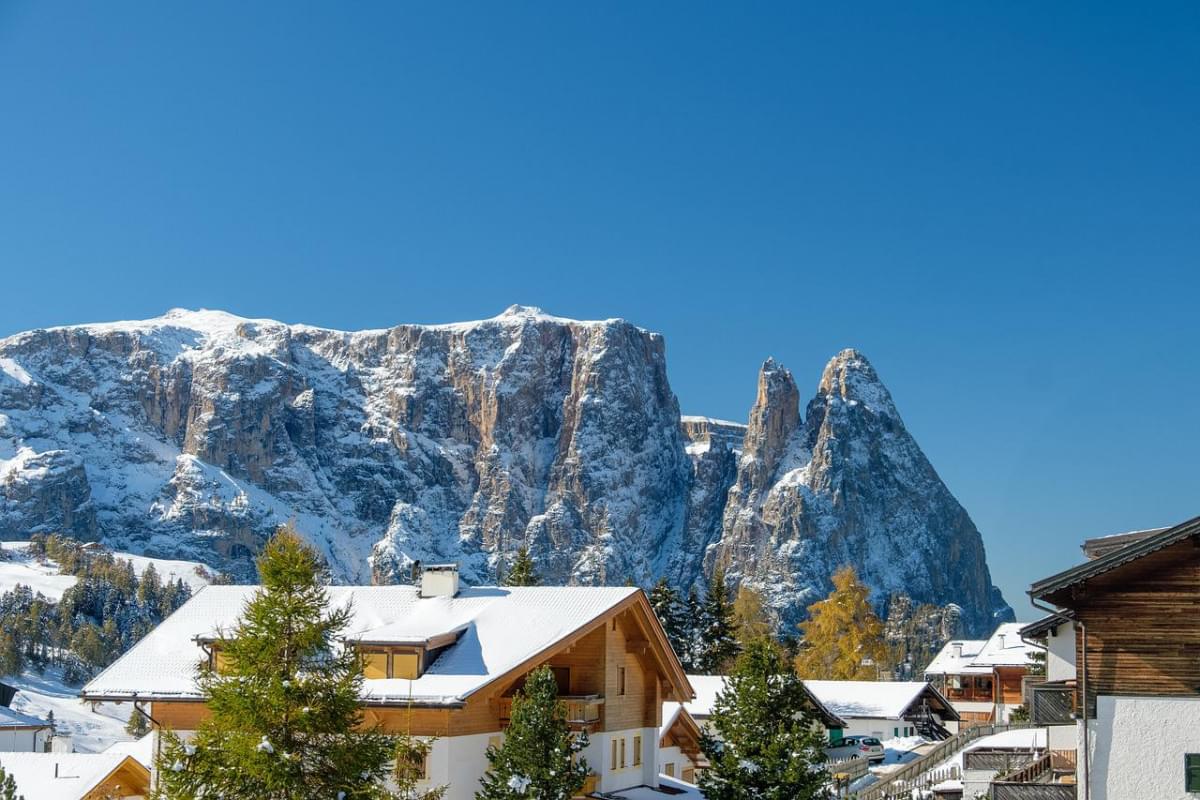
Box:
[995,752,1052,784]
[852,722,1032,800]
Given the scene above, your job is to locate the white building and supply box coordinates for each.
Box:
[803,680,959,740]
[0,705,52,752]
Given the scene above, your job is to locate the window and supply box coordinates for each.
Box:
[633,735,642,766]
[1187,754,1200,793]
[618,667,626,696]
[664,762,675,777]
[210,645,233,674]
[611,739,618,770]
[393,651,420,679]
[619,737,626,768]
[361,650,389,679]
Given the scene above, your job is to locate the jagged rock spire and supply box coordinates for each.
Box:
[741,357,800,481]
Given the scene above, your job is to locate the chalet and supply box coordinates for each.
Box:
[0,705,52,752]
[1030,514,1200,800]
[803,680,959,740]
[81,565,692,800]
[0,751,150,799]
[923,622,1043,726]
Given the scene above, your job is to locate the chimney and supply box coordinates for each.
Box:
[951,642,962,658]
[419,564,460,598]
[998,633,1007,648]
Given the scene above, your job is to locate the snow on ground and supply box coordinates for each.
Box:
[880,735,928,766]
[0,545,77,599]
[0,541,215,599]
[6,668,133,753]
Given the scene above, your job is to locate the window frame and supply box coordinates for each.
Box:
[1186,753,1200,793]
[633,734,642,766]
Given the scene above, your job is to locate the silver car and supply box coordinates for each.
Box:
[826,735,885,764]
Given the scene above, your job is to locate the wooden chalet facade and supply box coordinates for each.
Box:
[1030,514,1200,800]
[83,566,693,800]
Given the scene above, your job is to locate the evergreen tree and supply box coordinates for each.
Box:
[794,566,887,680]
[502,547,540,587]
[649,578,690,667]
[698,638,830,800]
[0,764,24,800]
[138,562,162,609]
[731,586,772,649]
[682,589,702,670]
[697,566,740,674]
[476,666,589,800]
[126,706,151,738]
[154,524,397,799]
[393,728,447,800]
[0,631,22,677]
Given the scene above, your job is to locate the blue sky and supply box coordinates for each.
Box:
[2,2,1197,618]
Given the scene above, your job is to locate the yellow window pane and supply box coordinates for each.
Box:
[393,652,420,679]
[362,652,389,679]
[214,649,232,675]
[664,762,675,777]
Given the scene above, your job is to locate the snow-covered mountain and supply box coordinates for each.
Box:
[0,307,1011,633]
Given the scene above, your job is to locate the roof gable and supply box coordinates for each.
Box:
[1032,514,1200,606]
[803,680,958,721]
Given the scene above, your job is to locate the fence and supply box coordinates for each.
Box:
[851,722,1031,800]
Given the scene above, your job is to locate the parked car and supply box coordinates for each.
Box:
[825,735,885,764]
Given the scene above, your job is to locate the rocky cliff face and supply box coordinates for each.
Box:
[712,350,1012,633]
[0,308,1011,634]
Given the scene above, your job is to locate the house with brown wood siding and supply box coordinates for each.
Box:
[923,622,1043,726]
[1030,514,1200,800]
[81,565,692,800]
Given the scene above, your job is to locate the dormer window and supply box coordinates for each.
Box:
[356,646,423,679]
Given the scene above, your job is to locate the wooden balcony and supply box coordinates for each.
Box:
[498,695,604,732]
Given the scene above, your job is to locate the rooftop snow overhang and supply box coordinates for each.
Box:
[1030,514,1200,607]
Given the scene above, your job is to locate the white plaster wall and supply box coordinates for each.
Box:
[1046,622,1075,682]
[840,718,892,738]
[423,732,496,800]
[659,744,684,778]
[1085,695,1200,800]
[1047,722,1074,751]
[0,728,43,752]
[581,727,658,792]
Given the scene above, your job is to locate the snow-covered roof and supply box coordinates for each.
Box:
[923,623,1042,676]
[682,674,728,718]
[103,733,155,768]
[83,584,654,706]
[803,680,936,720]
[922,639,988,676]
[0,752,144,800]
[968,623,1042,668]
[0,704,51,729]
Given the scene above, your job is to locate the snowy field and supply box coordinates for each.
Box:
[0,541,214,599]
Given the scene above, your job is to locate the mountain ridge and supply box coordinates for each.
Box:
[0,307,1012,634]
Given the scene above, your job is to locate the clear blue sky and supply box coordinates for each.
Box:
[2,3,1197,618]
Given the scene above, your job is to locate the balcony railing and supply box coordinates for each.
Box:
[498,695,604,731]
[1031,684,1075,725]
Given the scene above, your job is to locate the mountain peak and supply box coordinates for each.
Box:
[817,348,898,417]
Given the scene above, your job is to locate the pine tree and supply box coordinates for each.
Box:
[392,725,447,800]
[475,666,589,800]
[138,562,162,609]
[0,765,24,800]
[502,547,540,587]
[154,524,397,799]
[732,586,772,649]
[794,566,887,680]
[698,638,830,800]
[697,566,740,674]
[649,578,690,667]
[126,706,151,738]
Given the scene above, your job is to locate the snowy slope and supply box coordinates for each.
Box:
[0,542,213,599]
[6,669,131,753]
